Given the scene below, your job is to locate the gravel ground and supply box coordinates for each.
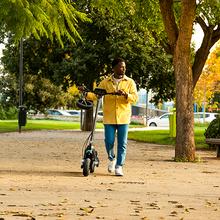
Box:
[0,130,219,220]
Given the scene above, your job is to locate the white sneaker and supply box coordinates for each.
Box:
[108,159,116,173]
[115,166,123,176]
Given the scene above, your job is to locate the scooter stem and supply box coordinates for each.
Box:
[89,97,102,144]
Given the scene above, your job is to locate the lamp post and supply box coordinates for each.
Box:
[19,38,23,106]
[18,38,27,132]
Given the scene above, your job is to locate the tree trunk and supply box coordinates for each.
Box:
[174,53,195,161]
[173,0,196,161]
[160,0,196,161]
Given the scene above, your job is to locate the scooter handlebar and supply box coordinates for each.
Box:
[93,88,122,96]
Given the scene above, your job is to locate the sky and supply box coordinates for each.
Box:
[192,24,204,50]
[0,43,4,57]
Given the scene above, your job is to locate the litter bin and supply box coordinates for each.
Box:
[169,108,176,137]
[18,105,27,127]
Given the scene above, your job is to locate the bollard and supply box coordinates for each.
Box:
[169,108,176,137]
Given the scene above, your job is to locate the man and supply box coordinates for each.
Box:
[85,58,138,176]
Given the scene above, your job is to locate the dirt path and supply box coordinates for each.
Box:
[0,130,219,220]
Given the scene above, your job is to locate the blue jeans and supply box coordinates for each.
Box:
[104,124,129,166]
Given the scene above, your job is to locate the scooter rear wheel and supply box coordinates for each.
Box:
[83,158,90,176]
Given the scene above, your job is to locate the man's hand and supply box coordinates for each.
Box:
[117,90,128,99]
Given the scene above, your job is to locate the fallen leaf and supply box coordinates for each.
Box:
[9,188,16,191]
[130,213,139,216]
[168,201,178,204]
[189,207,196,210]
[80,207,94,214]
[170,211,177,215]
[107,188,113,191]
[175,204,184,208]
[130,200,140,203]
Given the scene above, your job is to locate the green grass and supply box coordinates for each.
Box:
[0,120,209,149]
[0,119,145,133]
[0,119,104,132]
[128,130,175,145]
[0,120,76,132]
[128,124,209,149]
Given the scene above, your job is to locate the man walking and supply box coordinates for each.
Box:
[85,58,138,176]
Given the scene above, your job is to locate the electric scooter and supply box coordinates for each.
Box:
[77,88,120,176]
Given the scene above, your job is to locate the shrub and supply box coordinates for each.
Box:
[5,107,18,119]
[204,116,220,138]
[0,105,18,120]
[0,105,7,119]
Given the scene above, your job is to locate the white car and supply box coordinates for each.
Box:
[66,110,81,117]
[193,112,218,123]
[147,113,171,127]
[147,112,218,127]
[47,109,72,116]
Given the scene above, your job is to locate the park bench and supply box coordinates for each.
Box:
[205,138,220,158]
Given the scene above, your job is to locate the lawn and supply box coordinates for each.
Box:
[128,123,209,149]
[0,120,209,149]
[0,119,142,132]
[0,119,83,132]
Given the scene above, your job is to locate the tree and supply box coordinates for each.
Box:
[0,68,79,112]
[194,42,220,110]
[159,0,220,161]
[94,0,220,161]
[0,0,90,46]
[1,0,174,130]
[0,0,90,118]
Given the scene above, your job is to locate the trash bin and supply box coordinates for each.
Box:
[18,105,27,127]
[169,108,176,137]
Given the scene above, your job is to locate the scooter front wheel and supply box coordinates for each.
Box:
[83,158,90,176]
[90,160,95,173]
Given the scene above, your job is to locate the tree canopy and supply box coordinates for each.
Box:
[0,0,90,46]
[1,0,174,111]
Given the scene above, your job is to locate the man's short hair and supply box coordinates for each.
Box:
[112,58,125,68]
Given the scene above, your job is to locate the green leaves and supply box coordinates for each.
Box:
[0,0,91,46]
[197,0,220,25]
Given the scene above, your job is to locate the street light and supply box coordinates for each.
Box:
[18,38,27,132]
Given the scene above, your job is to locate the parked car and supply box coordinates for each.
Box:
[94,111,103,121]
[147,112,219,127]
[193,112,218,123]
[66,110,81,117]
[47,109,72,116]
[147,113,171,127]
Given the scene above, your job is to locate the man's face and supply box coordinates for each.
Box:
[113,61,126,79]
